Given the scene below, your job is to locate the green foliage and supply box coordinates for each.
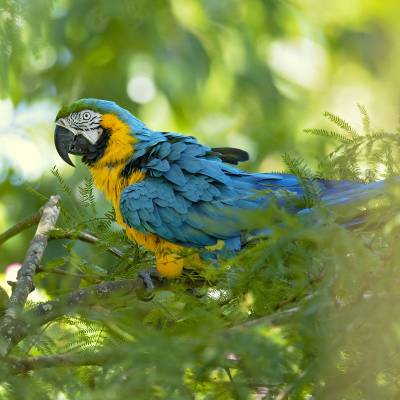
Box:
[323,111,359,139]
[1,111,400,399]
[282,153,322,207]
[0,0,300,167]
[305,110,400,182]
[2,0,400,398]
[303,128,354,144]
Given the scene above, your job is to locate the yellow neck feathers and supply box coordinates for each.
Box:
[95,113,135,167]
[88,113,144,204]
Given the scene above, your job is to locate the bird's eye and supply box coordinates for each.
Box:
[82,111,91,120]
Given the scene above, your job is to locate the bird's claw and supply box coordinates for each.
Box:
[135,267,164,301]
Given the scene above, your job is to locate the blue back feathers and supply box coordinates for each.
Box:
[82,99,387,252]
[119,128,324,250]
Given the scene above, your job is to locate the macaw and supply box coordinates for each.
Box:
[54,98,385,282]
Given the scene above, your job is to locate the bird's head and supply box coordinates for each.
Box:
[54,98,145,167]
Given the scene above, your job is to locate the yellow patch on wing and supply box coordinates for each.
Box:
[205,240,225,251]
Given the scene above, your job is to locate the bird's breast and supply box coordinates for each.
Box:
[89,164,182,256]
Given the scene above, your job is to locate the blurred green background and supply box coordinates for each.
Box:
[1,0,400,273]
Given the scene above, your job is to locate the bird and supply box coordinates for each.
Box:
[54,98,386,284]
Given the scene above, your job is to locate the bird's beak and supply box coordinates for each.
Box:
[54,125,93,167]
[54,125,75,166]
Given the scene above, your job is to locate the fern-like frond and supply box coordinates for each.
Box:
[25,184,75,223]
[282,153,322,207]
[78,176,96,215]
[51,165,86,222]
[323,111,359,138]
[54,317,106,354]
[51,166,73,196]
[25,185,50,203]
[366,131,400,141]
[304,128,353,144]
[357,103,371,134]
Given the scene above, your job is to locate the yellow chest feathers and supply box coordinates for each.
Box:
[88,113,141,212]
[90,162,158,250]
[88,113,178,255]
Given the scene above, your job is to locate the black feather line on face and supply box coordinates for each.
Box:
[81,129,111,166]
[120,150,151,178]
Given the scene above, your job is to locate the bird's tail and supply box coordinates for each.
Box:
[294,178,398,229]
[321,179,387,208]
[316,177,399,228]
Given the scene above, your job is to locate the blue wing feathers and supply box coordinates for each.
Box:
[119,127,386,251]
[168,142,187,160]
[164,164,187,186]
[157,142,171,158]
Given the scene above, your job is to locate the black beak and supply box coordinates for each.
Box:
[54,125,92,167]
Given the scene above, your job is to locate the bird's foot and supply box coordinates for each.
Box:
[135,267,164,301]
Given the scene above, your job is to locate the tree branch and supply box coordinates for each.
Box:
[0,210,42,246]
[49,228,124,258]
[11,279,139,347]
[37,265,86,279]
[230,306,300,331]
[0,195,61,356]
[7,352,108,374]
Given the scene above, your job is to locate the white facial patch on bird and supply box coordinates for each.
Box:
[56,110,103,144]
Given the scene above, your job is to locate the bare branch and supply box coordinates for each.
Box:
[49,228,124,258]
[0,210,42,246]
[0,195,61,356]
[7,352,108,374]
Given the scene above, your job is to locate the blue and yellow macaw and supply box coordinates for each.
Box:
[54,98,385,280]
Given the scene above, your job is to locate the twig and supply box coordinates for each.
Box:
[230,306,300,331]
[49,228,124,258]
[275,364,314,400]
[37,266,86,279]
[0,195,61,356]
[230,292,319,331]
[10,279,138,347]
[7,352,108,374]
[0,210,42,246]
[274,271,324,311]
